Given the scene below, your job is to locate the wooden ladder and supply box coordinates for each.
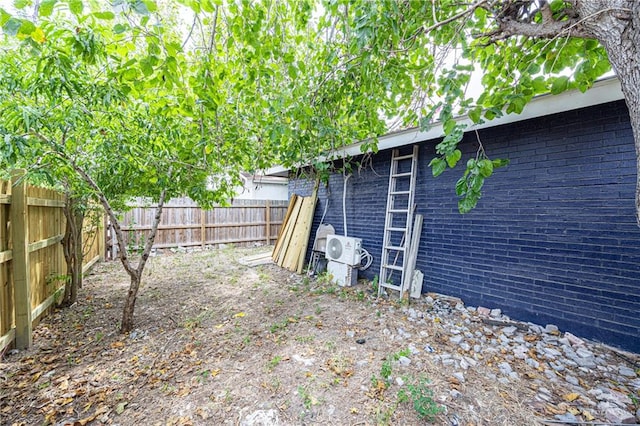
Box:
[378,145,419,298]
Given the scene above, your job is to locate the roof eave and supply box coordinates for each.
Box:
[265,76,624,176]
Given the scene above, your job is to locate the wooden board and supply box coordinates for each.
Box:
[272,195,298,261]
[275,196,303,265]
[402,214,423,297]
[282,197,312,270]
[296,181,319,273]
[238,252,273,267]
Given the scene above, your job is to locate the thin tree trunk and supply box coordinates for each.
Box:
[65,157,171,332]
[73,210,84,289]
[61,193,85,306]
[120,188,168,333]
[120,272,141,332]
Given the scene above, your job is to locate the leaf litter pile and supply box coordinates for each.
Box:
[1,247,638,425]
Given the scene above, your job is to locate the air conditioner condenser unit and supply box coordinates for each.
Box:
[325,235,362,266]
[327,260,358,287]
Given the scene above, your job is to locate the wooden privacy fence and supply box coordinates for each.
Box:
[0,172,104,351]
[111,198,288,257]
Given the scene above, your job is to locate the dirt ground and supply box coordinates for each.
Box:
[0,246,637,426]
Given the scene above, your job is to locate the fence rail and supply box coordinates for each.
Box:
[0,172,104,351]
[110,198,288,257]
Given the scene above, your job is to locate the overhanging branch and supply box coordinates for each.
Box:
[483,1,631,42]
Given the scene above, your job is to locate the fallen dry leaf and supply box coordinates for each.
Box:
[567,407,580,415]
[544,404,567,415]
[115,402,127,415]
[563,392,580,402]
[31,371,43,382]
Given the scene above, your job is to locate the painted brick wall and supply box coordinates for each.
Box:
[290,100,640,353]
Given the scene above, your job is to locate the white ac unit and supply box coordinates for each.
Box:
[327,260,358,287]
[325,235,362,266]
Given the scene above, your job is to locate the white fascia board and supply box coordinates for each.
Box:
[266,77,624,175]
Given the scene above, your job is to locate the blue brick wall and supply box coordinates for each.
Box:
[290,100,640,353]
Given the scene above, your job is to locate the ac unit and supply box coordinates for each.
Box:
[327,260,358,287]
[325,235,362,266]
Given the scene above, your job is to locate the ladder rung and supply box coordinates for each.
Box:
[390,190,410,195]
[382,264,404,271]
[393,154,415,161]
[380,282,402,290]
[384,245,405,252]
[391,172,412,178]
[388,209,409,213]
[386,227,406,232]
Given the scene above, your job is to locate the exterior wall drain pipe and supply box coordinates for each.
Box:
[343,173,351,237]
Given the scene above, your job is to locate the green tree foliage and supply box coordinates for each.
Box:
[0,0,269,331]
[310,0,635,213]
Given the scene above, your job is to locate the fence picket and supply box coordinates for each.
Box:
[112,198,288,255]
[0,173,105,352]
[10,170,32,349]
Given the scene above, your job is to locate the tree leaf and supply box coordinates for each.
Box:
[468,106,482,123]
[477,159,493,177]
[429,157,446,177]
[17,19,34,35]
[458,196,477,214]
[445,149,461,168]
[30,26,46,43]
[455,177,466,196]
[14,0,29,9]
[443,119,457,135]
[0,8,10,26]
[68,0,83,16]
[132,0,149,15]
[113,23,128,34]
[93,11,115,20]
[550,76,569,95]
[39,0,57,17]
[2,18,22,36]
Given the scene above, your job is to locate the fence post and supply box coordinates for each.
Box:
[11,169,32,349]
[265,200,271,245]
[200,208,206,249]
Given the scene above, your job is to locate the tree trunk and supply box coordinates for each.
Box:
[576,1,640,225]
[121,271,141,333]
[61,194,85,306]
[119,189,168,333]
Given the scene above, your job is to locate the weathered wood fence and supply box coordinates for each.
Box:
[0,173,104,351]
[110,198,288,257]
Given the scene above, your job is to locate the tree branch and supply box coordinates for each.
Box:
[424,0,489,35]
[485,2,631,42]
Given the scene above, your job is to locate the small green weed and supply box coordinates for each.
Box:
[371,275,379,293]
[380,360,393,384]
[297,385,316,409]
[269,317,290,333]
[183,309,213,329]
[392,348,411,360]
[398,376,443,422]
[266,355,282,372]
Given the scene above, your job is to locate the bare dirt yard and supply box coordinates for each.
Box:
[1,247,639,426]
